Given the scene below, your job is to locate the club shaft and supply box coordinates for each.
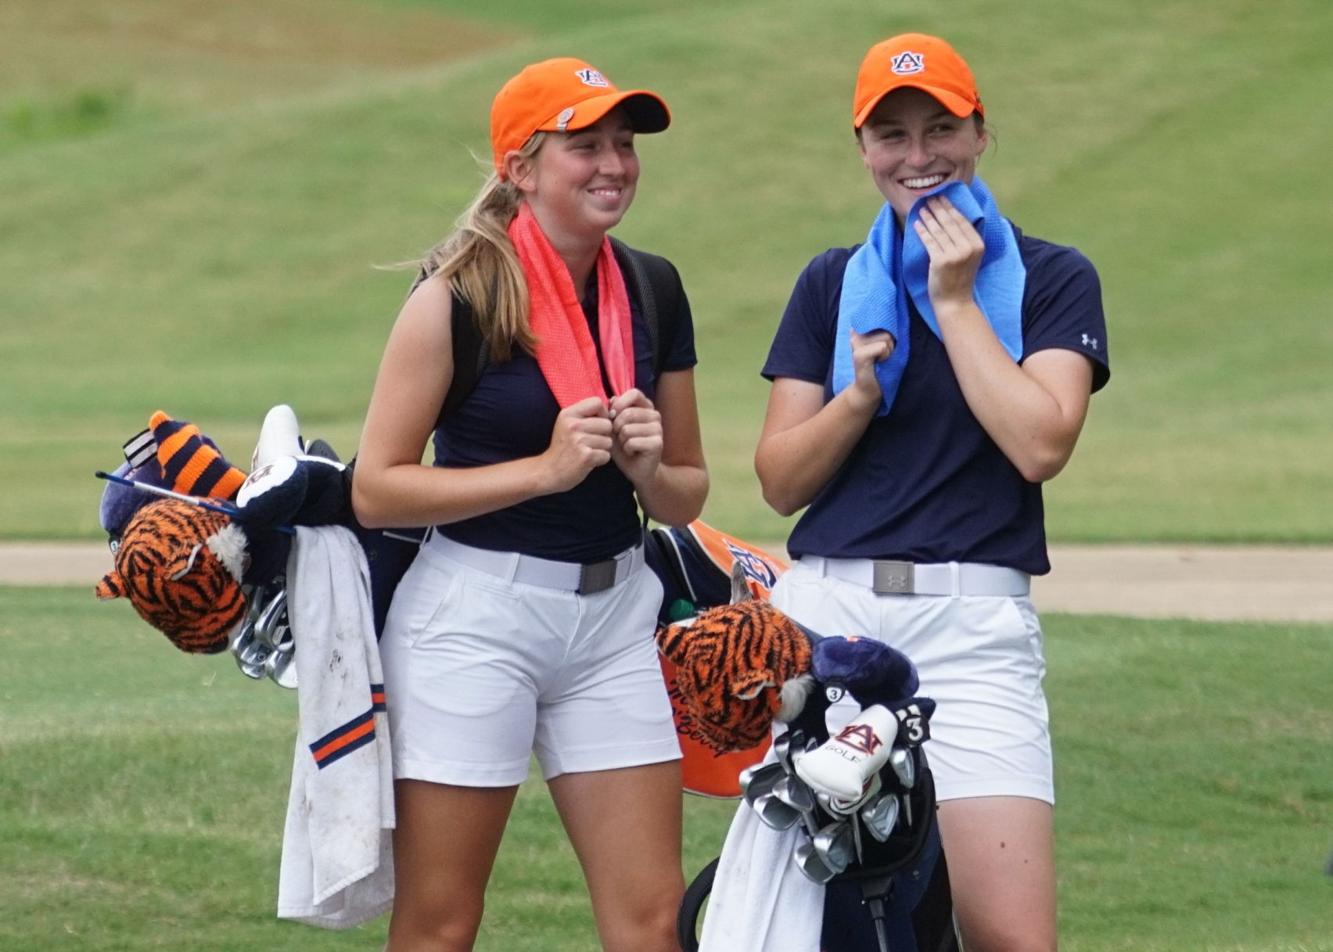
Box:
[97,470,239,513]
[95,470,295,535]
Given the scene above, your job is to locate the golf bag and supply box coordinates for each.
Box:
[676,678,959,952]
[646,523,958,952]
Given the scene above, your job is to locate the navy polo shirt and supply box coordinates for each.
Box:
[762,226,1110,575]
[434,273,696,562]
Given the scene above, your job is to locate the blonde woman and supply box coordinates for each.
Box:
[353,58,707,952]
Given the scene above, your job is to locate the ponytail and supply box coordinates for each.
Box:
[425,132,546,360]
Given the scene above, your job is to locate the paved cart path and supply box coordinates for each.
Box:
[4,542,1332,623]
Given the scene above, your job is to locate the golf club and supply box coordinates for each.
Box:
[93,470,294,535]
[812,820,856,875]
[889,746,915,790]
[740,761,786,803]
[265,631,298,689]
[772,774,816,814]
[253,588,288,650]
[751,790,804,831]
[860,790,901,842]
[793,838,839,884]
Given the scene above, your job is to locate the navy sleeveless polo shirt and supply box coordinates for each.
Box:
[761,227,1110,575]
[434,275,696,562]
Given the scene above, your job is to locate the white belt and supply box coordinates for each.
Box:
[424,530,644,595]
[800,555,1029,597]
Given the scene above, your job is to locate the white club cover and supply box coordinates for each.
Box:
[252,404,303,470]
[794,704,897,801]
[239,405,346,511]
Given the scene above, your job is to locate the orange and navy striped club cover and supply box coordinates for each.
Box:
[149,410,247,501]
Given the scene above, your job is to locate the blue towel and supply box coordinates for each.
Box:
[832,178,1026,416]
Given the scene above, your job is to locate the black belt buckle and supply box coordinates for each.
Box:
[871,560,914,594]
[578,559,617,595]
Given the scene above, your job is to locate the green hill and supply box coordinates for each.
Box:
[3,0,1330,541]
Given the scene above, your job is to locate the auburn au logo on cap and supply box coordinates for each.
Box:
[575,67,609,87]
[490,57,672,175]
[890,51,925,75]
[853,33,984,126]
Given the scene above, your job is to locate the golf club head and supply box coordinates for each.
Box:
[229,602,268,680]
[752,791,804,831]
[812,820,856,875]
[860,791,901,842]
[231,628,271,679]
[772,775,816,814]
[889,746,916,790]
[772,731,793,771]
[740,761,786,804]
[253,587,288,651]
[266,641,298,689]
[793,838,840,884]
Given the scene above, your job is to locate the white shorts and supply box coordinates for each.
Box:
[379,536,681,787]
[771,560,1053,804]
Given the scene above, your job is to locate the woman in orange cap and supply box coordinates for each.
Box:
[749,33,1110,952]
[353,58,707,951]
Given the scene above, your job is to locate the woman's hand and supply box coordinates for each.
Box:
[847,329,895,413]
[913,195,1098,484]
[540,396,613,494]
[913,195,984,310]
[608,388,663,488]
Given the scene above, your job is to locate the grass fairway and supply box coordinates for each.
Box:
[1,588,1329,950]
[4,4,1331,943]
[2,0,1332,542]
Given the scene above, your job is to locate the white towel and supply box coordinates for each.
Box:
[697,799,824,952]
[277,526,395,928]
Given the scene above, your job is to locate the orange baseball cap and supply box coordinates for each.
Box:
[490,57,671,175]
[853,33,983,128]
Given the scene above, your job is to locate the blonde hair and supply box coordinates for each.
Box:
[424,132,546,359]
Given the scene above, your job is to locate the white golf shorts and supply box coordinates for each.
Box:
[771,560,1054,804]
[379,536,681,787]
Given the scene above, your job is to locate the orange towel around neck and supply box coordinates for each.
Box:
[507,203,634,408]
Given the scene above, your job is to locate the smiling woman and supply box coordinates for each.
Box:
[350,57,706,952]
[857,89,987,224]
[726,31,1113,952]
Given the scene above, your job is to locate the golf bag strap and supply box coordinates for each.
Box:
[440,291,487,422]
[611,237,685,379]
[403,266,489,426]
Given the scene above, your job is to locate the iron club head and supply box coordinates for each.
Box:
[751,790,804,831]
[793,838,839,884]
[266,642,298,689]
[253,587,288,651]
[772,775,816,814]
[889,747,916,790]
[740,761,787,804]
[860,791,901,842]
[229,615,268,680]
[812,820,856,875]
